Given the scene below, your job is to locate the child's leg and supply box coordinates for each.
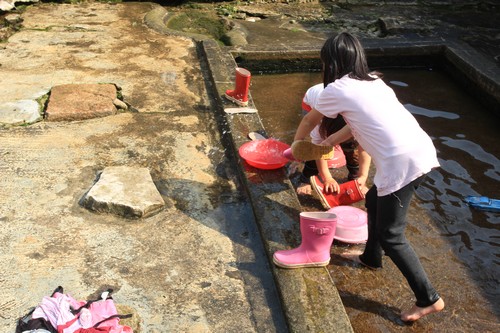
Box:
[376,176,441,311]
[301,160,318,180]
[340,139,359,180]
[297,160,317,195]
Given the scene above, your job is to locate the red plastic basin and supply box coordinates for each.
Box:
[239,139,290,170]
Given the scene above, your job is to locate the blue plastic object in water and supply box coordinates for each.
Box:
[464,196,500,212]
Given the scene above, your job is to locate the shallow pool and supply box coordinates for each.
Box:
[251,69,499,332]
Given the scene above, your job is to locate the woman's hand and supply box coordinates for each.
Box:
[355,145,371,196]
[323,177,340,194]
[356,175,369,196]
[356,175,367,188]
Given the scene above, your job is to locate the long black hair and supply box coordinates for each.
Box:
[320,32,381,87]
[319,32,381,137]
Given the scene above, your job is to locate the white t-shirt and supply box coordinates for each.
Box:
[314,75,439,196]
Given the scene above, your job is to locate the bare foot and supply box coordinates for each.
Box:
[288,161,302,174]
[340,250,364,263]
[401,298,445,322]
[296,183,312,195]
[340,250,380,270]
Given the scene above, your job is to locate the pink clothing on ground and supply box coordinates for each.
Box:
[59,299,132,333]
[314,75,439,196]
[32,292,84,329]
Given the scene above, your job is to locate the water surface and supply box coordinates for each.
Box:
[251,69,499,332]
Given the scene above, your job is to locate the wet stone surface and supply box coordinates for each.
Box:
[161,1,500,68]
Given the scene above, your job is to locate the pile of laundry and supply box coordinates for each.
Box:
[16,286,133,333]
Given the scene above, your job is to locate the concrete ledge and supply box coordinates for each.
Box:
[144,9,354,330]
[442,41,500,114]
[200,38,354,333]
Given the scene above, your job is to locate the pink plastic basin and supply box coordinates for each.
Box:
[327,206,367,244]
[239,139,291,170]
[327,145,346,169]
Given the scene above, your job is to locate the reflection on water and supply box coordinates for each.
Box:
[440,137,500,181]
[251,69,499,332]
[405,104,460,119]
[389,80,409,87]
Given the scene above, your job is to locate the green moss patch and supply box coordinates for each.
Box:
[167,10,229,42]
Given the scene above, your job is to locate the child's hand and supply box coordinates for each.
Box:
[323,178,340,194]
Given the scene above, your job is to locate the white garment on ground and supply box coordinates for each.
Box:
[314,74,439,196]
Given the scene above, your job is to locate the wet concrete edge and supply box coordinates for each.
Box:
[144,6,355,332]
[199,38,354,333]
[144,6,500,333]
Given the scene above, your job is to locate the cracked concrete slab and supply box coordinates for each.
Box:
[45,83,118,122]
[0,99,41,125]
[81,166,165,218]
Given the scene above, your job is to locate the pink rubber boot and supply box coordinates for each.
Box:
[273,212,337,268]
[310,176,365,209]
[225,67,251,106]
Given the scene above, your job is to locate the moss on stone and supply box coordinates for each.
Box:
[166,10,229,42]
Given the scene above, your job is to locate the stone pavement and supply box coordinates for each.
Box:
[0,2,290,332]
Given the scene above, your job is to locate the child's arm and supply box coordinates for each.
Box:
[294,108,324,141]
[315,159,340,194]
[320,125,352,146]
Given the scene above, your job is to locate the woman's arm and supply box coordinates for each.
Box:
[320,125,352,146]
[356,144,371,190]
[294,108,324,141]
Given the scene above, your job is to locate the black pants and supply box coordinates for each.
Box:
[360,175,440,307]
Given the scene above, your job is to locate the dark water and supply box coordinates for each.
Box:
[251,70,500,332]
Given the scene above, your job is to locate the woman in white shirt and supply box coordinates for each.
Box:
[294,32,445,322]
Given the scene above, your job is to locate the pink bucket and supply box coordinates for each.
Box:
[327,205,367,243]
[327,145,346,168]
